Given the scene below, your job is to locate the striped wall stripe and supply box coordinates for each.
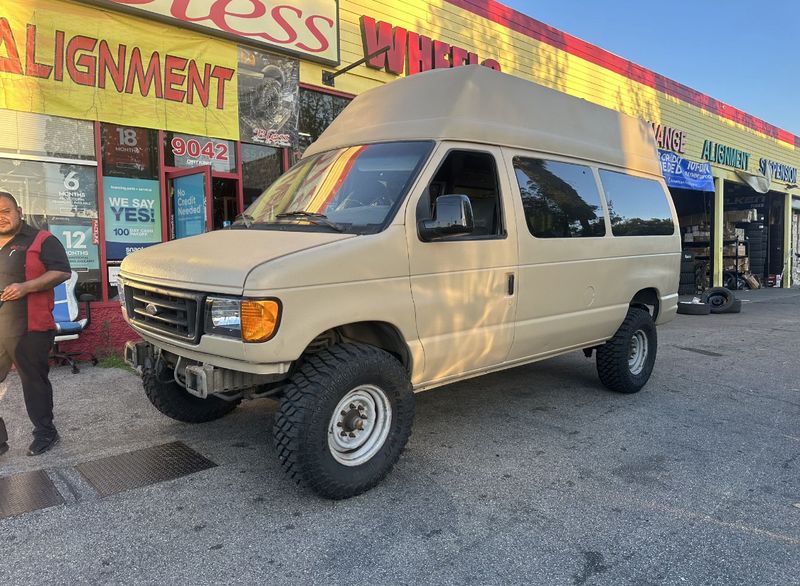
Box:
[445,0,800,148]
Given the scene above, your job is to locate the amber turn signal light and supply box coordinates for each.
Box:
[240,300,280,343]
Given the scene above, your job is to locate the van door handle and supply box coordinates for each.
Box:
[507,273,515,296]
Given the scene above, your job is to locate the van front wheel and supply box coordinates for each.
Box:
[273,343,415,499]
[596,307,657,394]
[142,358,240,423]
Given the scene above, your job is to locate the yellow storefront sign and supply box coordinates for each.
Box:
[0,0,239,140]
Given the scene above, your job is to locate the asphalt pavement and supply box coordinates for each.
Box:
[1,288,799,585]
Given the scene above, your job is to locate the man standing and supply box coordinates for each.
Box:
[0,189,71,456]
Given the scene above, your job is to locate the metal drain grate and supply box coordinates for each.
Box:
[75,441,217,497]
[0,470,64,519]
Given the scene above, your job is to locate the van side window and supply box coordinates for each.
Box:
[598,170,675,236]
[512,157,605,238]
[420,150,504,238]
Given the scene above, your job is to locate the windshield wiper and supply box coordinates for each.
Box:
[274,211,345,232]
[232,213,255,228]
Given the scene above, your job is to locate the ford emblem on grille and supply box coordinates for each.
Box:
[144,303,159,316]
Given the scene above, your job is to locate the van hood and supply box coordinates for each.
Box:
[119,229,356,294]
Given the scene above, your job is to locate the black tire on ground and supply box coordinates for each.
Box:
[701,287,735,313]
[677,301,711,315]
[274,343,415,500]
[142,358,240,423]
[596,307,657,394]
[678,285,696,295]
[718,298,742,314]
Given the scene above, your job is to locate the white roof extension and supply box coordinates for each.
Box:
[304,65,662,177]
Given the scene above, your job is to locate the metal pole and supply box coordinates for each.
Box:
[713,176,724,287]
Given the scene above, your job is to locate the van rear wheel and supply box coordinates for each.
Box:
[273,343,415,499]
[596,307,657,394]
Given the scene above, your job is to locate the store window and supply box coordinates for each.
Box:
[163,132,237,173]
[242,144,283,207]
[0,159,101,299]
[296,88,351,160]
[101,125,159,180]
[513,157,605,238]
[0,111,100,298]
[0,110,94,161]
[100,124,163,300]
[599,170,675,236]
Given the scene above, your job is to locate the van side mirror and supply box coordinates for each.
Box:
[418,194,474,241]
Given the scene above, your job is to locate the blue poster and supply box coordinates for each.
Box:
[173,174,207,239]
[50,223,100,271]
[104,177,162,259]
[658,150,715,192]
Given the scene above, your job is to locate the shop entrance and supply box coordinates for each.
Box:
[724,184,786,288]
[165,168,241,238]
[166,166,212,240]
[669,188,715,294]
[212,177,239,229]
[671,182,791,292]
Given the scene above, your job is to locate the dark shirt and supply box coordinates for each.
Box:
[0,223,70,337]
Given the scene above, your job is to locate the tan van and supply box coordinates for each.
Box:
[120,66,681,499]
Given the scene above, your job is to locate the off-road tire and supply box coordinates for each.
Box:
[596,307,657,394]
[142,359,239,423]
[274,343,415,500]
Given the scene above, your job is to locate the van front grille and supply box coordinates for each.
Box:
[124,282,203,343]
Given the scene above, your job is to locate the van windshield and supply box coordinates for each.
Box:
[237,141,433,234]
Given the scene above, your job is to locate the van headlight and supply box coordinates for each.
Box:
[206,297,281,343]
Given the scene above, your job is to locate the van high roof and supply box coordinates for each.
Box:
[304,65,662,177]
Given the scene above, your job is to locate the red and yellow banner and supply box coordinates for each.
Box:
[0,0,240,140]
[104,0,339,65]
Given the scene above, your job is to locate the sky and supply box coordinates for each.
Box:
[498,0,800,135]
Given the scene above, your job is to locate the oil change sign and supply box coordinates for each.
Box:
[103,177,162,259]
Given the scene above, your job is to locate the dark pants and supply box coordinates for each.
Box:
[0,332,57,440]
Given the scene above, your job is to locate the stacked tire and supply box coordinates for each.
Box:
[678,250,696,295]
[745,223,767,279]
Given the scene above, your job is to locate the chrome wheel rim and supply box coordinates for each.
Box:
[628,330,648,375]
[328,385,392,467]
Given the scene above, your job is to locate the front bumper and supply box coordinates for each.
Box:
[125,340,288,399]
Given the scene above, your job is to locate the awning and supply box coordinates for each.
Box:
[735,169,771,194]
[658,150,715,192]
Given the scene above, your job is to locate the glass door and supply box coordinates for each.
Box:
[165,166,212,240]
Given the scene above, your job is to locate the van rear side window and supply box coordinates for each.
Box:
[599,170,675,236]
[512,157,605,238]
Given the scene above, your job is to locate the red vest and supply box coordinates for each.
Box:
[25,230,56,332]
